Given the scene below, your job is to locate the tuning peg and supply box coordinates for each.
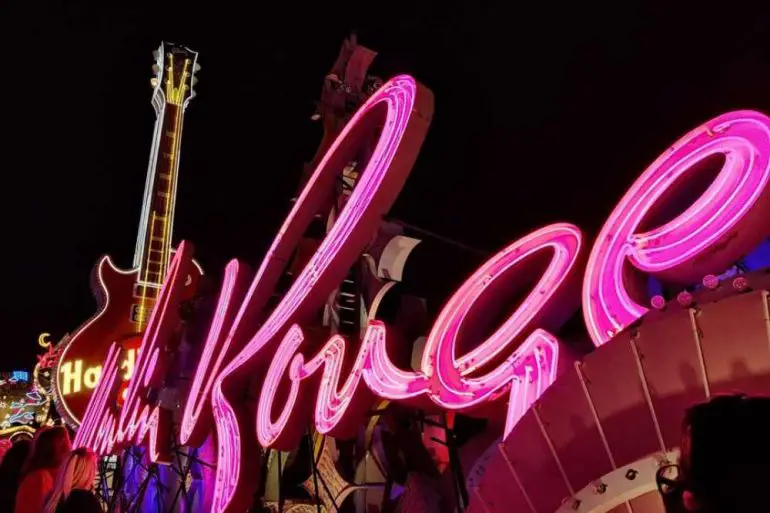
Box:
[193,63,201,72]
[150,77,159,88]
[192,76,198,86]
[152,49,160,60]
[152,64,160,74]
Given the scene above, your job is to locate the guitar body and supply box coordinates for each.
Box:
[55,254,202,426]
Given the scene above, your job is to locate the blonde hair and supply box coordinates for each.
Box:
[44,448,97,513]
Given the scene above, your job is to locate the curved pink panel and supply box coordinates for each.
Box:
[584,111,770,346]
[209,75,433,513]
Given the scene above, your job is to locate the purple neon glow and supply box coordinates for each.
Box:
[583,111,770,346]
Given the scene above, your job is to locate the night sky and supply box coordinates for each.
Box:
[2,3,770,368]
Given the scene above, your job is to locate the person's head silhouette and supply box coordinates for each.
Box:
[659,394,770,512]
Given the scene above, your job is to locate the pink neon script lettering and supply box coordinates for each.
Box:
[256,223,582,446]
[255,225,581,455]
[359,224,579,437]
[583,111,770,346]
[180,260,251,447]
[117,242,191,462]
[73,342,122,454]
[74,242,193,462]
[421,224,580,410]
[209,75,433,512]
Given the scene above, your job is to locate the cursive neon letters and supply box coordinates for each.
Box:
[74,75,770,513]
[583,111,770,346]
[209,74,434,511]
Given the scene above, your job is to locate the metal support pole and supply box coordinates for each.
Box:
[108,456,123,513]
[277,450,284,513]
[307,430,323,513]
[443,413,469,512]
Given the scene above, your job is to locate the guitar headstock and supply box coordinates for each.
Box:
[150,42,200,107]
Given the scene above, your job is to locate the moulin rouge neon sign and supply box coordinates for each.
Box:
[73,76,770,513]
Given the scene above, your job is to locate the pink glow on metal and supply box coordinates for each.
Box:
[583,111,770,346]
[279,225,577,433]
[73,342,122,452]
[301,330,378,436]
[180,260,246,447]
[650,295,666,310]
[262,321,424,442]
[362,322,430,400]
[733,276,750,291]
[209,75,427,513]
[256,325,305,446]
[216,222,580,508]
[676,291,693,307]
[255,221,578,444]
[703,274,719,290]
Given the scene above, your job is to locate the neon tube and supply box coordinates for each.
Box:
[583,111,770,346]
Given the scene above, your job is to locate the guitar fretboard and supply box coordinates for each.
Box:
[139,103,184,286]
[131,45,197,330]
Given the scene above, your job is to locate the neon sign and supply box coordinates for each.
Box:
[7,390,46,425]
[73,74,770,513]
[583,111,770,345]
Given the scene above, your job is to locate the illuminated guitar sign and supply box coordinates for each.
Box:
[55,42,203,427]
[74,75,770,513]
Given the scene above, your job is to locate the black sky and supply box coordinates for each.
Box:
[1,2,770,368]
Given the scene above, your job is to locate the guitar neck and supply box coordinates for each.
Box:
[134,101,186,290]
